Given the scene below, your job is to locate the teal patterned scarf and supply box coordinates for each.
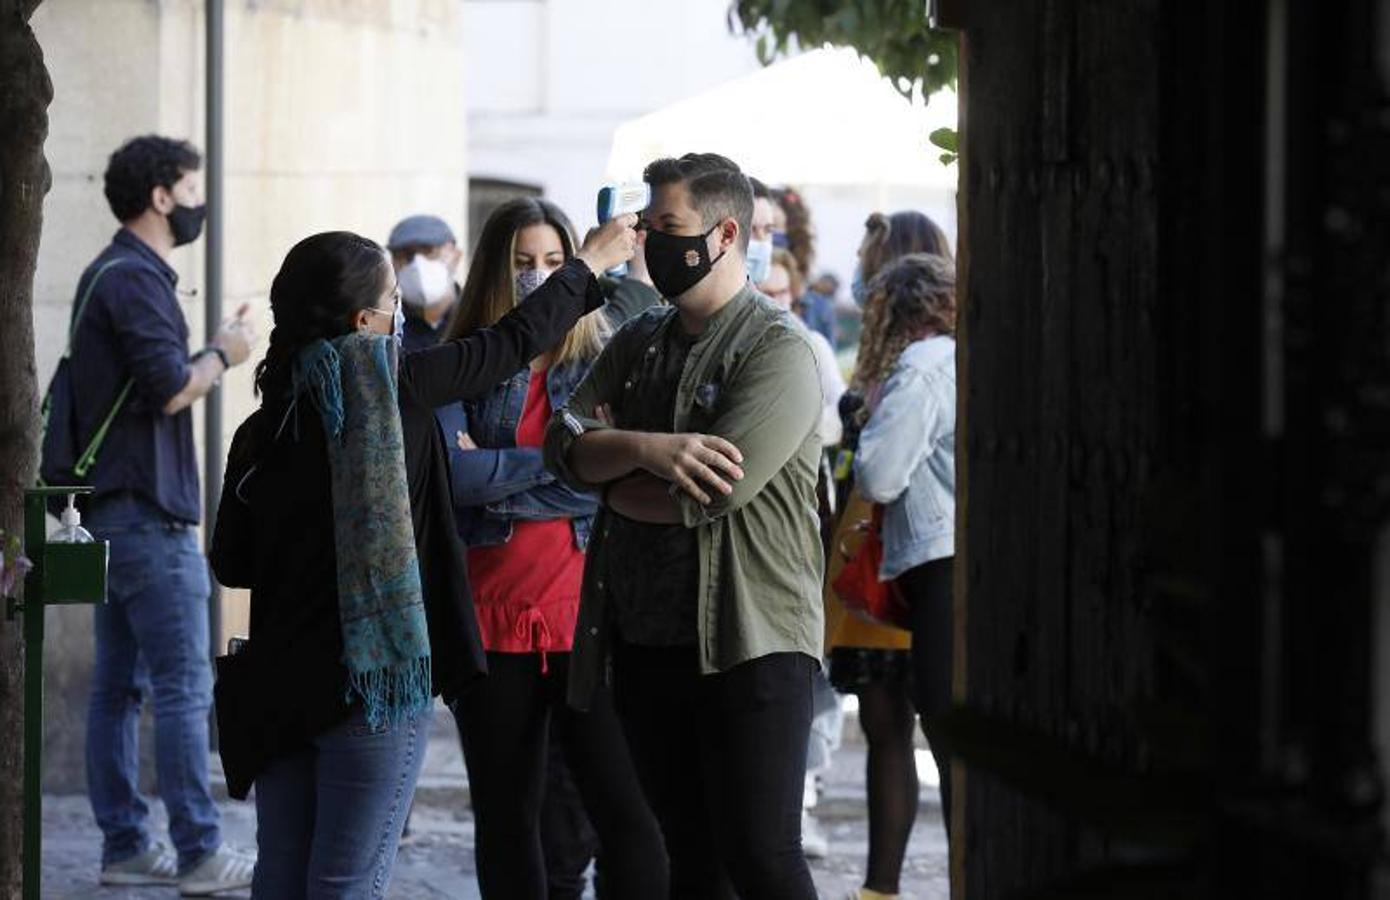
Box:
[292,332,431,728]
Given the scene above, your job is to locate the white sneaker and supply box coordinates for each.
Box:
[178,844,256,896]
[801,811,829,860]
[100,840,178,885]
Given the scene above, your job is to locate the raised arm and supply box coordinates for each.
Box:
[400,215,637,409]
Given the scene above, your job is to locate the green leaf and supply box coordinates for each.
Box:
[731,0,958,98]
[929,126,958,153]
[939,152,958,166]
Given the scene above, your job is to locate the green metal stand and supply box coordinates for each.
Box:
[6,487,108,900]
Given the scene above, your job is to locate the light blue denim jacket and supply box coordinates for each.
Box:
[436,361,598,551]
[853,335,956,579]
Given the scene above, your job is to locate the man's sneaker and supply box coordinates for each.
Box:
[99,840,178,885]
[178,844,256,896]
[801,811,830,859]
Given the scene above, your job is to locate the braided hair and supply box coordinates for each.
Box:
[254,231,394,402]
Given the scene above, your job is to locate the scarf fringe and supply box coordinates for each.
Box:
[348,655,434,731]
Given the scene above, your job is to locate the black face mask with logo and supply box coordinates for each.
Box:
[168,203,207,247]
[643,223,726,299]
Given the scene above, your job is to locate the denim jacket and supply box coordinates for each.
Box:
[853,335,956,579]
[437,361,598,551]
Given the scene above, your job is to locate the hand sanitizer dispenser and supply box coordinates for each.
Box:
[52,493,94,543]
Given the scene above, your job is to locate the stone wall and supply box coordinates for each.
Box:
[31,0,467,793]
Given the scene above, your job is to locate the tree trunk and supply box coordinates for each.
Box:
[0,0,50,891]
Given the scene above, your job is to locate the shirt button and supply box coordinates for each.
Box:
[589,627,599,636]
[624,380,633,390]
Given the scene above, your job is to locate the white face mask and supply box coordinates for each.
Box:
[746,237,774,285]
[399,254,454,308]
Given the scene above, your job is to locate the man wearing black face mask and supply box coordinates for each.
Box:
[61,135,257,892]
[546,153,824,899]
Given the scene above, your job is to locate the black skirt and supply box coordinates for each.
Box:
[827,646,913,693]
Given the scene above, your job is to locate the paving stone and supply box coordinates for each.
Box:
[43,706,950,898]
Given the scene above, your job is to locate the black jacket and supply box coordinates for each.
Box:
[210,259,604,791]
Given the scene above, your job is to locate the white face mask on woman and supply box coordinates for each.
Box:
[399,254,454,308]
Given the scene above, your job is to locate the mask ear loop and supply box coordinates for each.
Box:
[705,221,730,269]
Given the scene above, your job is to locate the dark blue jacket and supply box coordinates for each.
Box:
[70,229,199,523]
[438,361,598,551]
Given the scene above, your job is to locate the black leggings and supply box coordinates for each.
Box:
[453,652,666,899]
[612,644,818,900]
[899,555,955,828]
[855,677,919,893]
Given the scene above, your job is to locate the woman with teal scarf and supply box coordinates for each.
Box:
[210,219,636,898]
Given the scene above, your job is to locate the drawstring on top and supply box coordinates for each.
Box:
[513,607,554,674]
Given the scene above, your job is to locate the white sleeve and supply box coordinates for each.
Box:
[809,331,845,446]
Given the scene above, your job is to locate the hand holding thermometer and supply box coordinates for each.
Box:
[596,183,651,225]
[596,183,651,277]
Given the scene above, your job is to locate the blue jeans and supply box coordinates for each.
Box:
[252,707,432,899]
[85,507,221,872]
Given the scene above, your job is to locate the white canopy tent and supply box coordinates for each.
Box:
[605,47,959,305]
[605,47,958,190]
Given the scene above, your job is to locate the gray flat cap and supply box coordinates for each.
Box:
[387,215,456,250]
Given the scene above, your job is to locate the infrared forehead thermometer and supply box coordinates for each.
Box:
[596,183,649,277]
[596,183,651,224]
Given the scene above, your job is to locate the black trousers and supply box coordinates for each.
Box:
[541,739,601,899]
[612,644,818,900]
[899,555,955,828]
[454,652,667,899]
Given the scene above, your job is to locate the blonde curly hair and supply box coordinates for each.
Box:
[851,253,956,392]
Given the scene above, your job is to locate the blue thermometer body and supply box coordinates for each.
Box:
[596,183,650,277]
[597,183,651,224]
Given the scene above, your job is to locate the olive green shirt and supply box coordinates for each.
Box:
[544,284,826,709]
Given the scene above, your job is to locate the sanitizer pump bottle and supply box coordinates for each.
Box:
[52,493,94,544]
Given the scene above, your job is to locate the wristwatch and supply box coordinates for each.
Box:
[192,346,231,386]
[207,346,231,372]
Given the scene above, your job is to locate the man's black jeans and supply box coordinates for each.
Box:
[612,643,818,900]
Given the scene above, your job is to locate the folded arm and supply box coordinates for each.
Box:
[674,327,821,527]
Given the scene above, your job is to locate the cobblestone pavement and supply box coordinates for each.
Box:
[42,705,950,899]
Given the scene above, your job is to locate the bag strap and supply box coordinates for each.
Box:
[44,257,135,482]
[73,380,135,478]
[65,257,127,356]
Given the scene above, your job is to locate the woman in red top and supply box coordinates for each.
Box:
[438,199,666,899]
